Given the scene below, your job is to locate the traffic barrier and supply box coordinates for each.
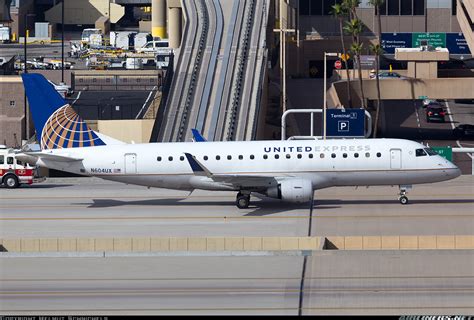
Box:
[1,236,473,253]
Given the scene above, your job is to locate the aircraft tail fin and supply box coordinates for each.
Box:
[21,73,107,150]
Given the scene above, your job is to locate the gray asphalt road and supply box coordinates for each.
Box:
[1,250,473,315]
[1,176,472,238]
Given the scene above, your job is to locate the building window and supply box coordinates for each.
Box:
[388,0,400,15]
[401,0,412,15]
[452,0,457,15]
[413,0,425,15]
[9,101,15,107]
[310,0,322,15]
[322,0,335,15]
[300,0,310,15]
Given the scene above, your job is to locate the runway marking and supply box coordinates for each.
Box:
[0,213,473,221]
[1,287,473,295]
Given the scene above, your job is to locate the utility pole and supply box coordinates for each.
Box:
[23,13,35,143]
[273,0,295,115]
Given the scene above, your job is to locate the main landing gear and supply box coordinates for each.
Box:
[398,185,412,205]
[236,192,251,209]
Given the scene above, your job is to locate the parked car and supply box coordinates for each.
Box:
[370,71,405,79]
[48,80,73,97]
[425,106,446,123]
[453,124,474,138]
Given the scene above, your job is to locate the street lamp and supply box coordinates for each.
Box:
[23,13,35,143]
[323,52,339,140]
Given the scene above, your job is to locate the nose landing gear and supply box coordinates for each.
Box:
[398,185,412,205]
[236,192,251,209]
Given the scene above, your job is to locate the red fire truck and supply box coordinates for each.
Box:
[0,145,35,188]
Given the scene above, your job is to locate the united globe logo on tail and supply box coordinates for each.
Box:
[41,104,105,149]
[22,73,105,150]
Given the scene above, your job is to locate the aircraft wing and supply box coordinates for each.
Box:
[184,153,278,188]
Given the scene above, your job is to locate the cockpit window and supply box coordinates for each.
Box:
[424,148,438,156]
[415,149,427,157]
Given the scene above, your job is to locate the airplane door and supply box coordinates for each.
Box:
[390,149,402,169]
[124,153,137,174]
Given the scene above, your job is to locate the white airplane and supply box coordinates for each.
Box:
[17,74,461,209]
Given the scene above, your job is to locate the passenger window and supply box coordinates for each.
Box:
[157,156,162,161]
[7,157,13,165]
[275,154,280,159]
[250,155,255,160]
[0,155,4,164]
[416,149,427,157]
[354,153,359,158]
[365,152,370,158]
[343,153,347,158]
[331,153,336,158]
[216,155,221,160]
[376,152,382,158]
[286,154,291,159]
[297,154,302,159]
[168,156,173,161]
[320,153,325,159]
[180,156,185,161]
[203,156,208,161]
[238,155,243,160]
[263,154,268,160]
[309,154,313,159]
[227,155,232,160]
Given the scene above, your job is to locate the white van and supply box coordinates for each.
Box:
[136,40,170,53]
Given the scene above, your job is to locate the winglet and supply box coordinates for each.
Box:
[184,153,212,177]
[191,129,207,142]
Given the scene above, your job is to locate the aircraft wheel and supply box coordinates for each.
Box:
[399,195,409,205]
[236,194,250,209]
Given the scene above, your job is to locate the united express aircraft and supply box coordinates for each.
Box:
[17,74,461,208]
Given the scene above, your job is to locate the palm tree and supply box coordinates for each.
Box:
[368,0,385,137]
[345,19,366,108]
[370,43,383,137]
[344,0,361,20]
[331,3,352,108]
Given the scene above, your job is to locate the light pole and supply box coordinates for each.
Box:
[23,13,35,143]
[61,0,65,83]
[323,52,339,140]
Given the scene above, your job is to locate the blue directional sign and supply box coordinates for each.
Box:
[446,33,471,54]
[381,33,413,54]
[326,109,365,138]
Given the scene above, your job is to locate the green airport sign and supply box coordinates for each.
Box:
[412,33,446,48]
[432,146,453,161]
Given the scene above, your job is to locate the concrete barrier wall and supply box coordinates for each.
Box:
[0,237,323,253]
[325,235,474,250]
[1,236,473,253]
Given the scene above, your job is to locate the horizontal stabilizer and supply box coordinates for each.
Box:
[22,152,83,162]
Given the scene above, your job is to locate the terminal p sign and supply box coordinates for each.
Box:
[326,109,365,138]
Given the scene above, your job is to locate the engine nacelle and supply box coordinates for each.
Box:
[266,179,313,203]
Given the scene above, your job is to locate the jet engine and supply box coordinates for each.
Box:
[266,179,313,203]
